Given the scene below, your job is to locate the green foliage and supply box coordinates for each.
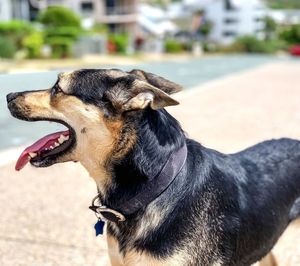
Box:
[227,36,285,54]
[0,37,17,58]
[279,25,300,45]
[44,30,74,58]
[38,6,82,58]
[266,0,300,9]
[46,37,73,58]
[108,34,128,54]
[91,24,108,34]
[22,32,44,58]
[164,39,184,53]
[263,16,277,41]
[38,6,81,28]
[199,20,213,38]
[0,20,33,49]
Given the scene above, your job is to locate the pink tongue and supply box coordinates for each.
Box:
[15,131,69,171]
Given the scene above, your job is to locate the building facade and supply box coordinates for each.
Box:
[0,0,30,21]
[29,0,138,33]
[185,0,267,44]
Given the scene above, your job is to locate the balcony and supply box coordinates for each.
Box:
[98,5,138,24]
[106,5,136,16]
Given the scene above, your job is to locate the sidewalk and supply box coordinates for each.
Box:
[1,60,300,265]
[0,54,194,74]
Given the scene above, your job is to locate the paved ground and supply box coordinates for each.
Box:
[1,60,300,265]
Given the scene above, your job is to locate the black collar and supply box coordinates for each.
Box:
[89,144,188,223]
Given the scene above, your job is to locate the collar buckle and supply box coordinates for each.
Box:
[89,201,126,223]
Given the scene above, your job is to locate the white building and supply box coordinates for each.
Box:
[268,9,300,25]
[0,0,30,21]
[29,0,138,33]
[184,0,268,44]
[0,0,11,21]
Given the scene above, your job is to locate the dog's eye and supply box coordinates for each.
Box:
[51,85,63,96]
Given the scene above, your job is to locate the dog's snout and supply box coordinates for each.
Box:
[7,92,21,103]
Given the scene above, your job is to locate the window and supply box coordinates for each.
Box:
[224,18,238,24]
[224,0,235,11]
[223,31,236,37]
[81,2,94,12]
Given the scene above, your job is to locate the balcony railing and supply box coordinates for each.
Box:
[106,5,136,16]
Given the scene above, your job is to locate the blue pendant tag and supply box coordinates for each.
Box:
[94,220,105,236]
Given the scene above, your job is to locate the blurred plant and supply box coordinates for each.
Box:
[22,32,44,58]
[0,20,33,50]
[164,39,184,53]
[91,24,108,34]
[199,20,213,40]
[279,24,300,45]
[0,37,17,59]
[38,6,82,58]
[38,6,81,28]
[108,34,128,54]
[266,0,300,9]
[225,35,285,54]
[262,16,277,41]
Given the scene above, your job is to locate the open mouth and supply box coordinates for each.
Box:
[16,120,76,171]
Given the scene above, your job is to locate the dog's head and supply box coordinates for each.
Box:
[7,69,182,182]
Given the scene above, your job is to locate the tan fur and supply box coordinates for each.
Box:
[107,234,187,266]
[252,252,277,266]
[58,71,73,93]
[107,235,124,266]
[15,89,120,189]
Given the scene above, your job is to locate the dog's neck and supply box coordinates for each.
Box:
[101,109,186,210]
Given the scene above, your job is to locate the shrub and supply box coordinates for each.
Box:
[227,35,285,54]
[165,39,184,53]
[91,24,108,34]
[0,20,33,49]
[22,32,44,58]
[46,36,73,58]
[199,21,213,38]
[0,37,17,58]
[279,25,300,45]
[38,6,81,28]
[38,6,81,58]
[108,34,128,54]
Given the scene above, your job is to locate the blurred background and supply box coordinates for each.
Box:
[0,0,300,265]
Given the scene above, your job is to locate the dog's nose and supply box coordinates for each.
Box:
[6,92,21,103]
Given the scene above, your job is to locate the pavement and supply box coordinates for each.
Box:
[1,60,300,265]
[0,54,194,74]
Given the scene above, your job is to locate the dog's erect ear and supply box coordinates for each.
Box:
[128,69,182,95]
[123,80,179,111]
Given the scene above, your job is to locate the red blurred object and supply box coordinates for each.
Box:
[107,40,116,53]
[289,45,300,56]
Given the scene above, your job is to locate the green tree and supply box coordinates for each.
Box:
[263,16,277,41]
[38,6,81,28]
[266,0,300,9]
[279,24,300,45]
[38,6,82,58]
[0,37,17,58]
[0,20,33,50]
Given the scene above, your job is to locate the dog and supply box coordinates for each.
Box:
[6,69,300,265]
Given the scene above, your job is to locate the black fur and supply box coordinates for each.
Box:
[7,69,300,265]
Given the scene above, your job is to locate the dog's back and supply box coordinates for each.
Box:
[181,138,300,265]
[229,138,300,264]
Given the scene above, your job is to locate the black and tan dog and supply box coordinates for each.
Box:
[6,69,300,265]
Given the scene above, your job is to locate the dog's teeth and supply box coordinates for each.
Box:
[54,142,59,147]
[58,135,64,144]
[58,134,69,144]
[50,146,54,149]
[29,152,37,158]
